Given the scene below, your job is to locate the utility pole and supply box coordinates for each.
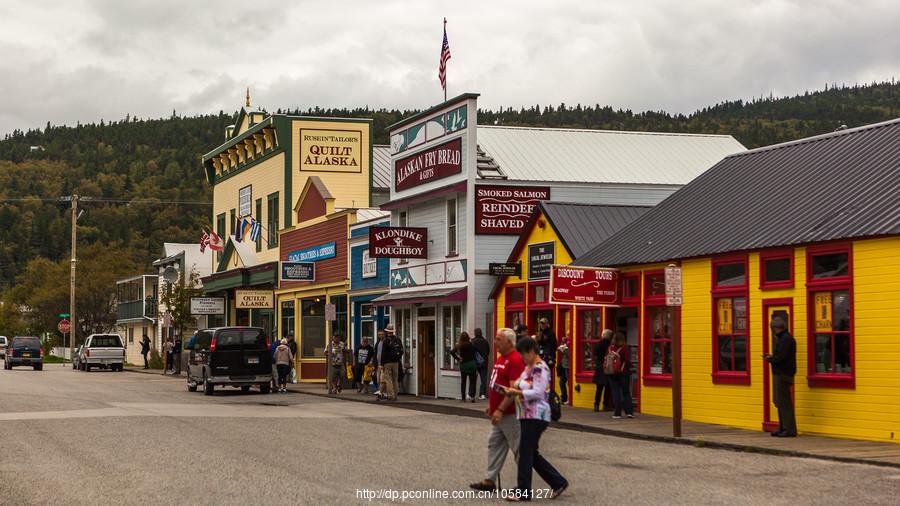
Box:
[69,194,78,361]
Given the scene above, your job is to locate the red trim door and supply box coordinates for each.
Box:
[762,298,792,432]
[557,306,572,404]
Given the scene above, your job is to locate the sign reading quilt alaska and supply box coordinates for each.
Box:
[369,226,428,258]
[394,137,462,192]
[299,129,362,173]
[475,185,550,234]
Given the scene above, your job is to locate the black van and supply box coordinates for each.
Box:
[3,336,43,370]
[185,327,272,395]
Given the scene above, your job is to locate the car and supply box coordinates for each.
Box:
[79,334,126,372]
[4,336,43,370]
[0,336,7,359]
[71,345,83,370]
[186,327,273,395]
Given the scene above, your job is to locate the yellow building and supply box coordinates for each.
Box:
[576,119,900,443]
[200,94,376,339]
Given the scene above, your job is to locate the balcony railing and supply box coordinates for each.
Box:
[116,298,157,321]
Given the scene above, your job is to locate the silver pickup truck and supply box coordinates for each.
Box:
[79,334,126,372]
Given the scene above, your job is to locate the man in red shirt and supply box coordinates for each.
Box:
[470,328,526,492]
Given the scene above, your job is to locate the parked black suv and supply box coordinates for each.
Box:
[4,336,43,370]
[186,327,272,395]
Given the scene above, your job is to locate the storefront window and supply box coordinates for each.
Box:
[529,284,548,305]
[715,262,746,287]
[764,257,791,283]
[446,199,458,256]
[811,252,849,279]
[507,311,524,332]
[645,273,666,297]
[812,290,852,374]
[807,246,853,388]
[281,301,295,340]
[646,306,673,376]
[301,298,325,358]
[331,295,348,344]
[507,286,525,305]
[360,303,375,317]
[622,274,640,301]
[714,296,748,373]
[442,305,463,369]
[579,309,602,373]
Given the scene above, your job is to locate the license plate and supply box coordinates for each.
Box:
[247,357,259,364]
[22,353,31,357]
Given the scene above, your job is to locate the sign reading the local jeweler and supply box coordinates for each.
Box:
[299,129,362,173]
[549,265,619,306]
[280,261,315,282]
[368,226,428,258]
[394,137,462,192]
[528,242,555,280]
[235,289,274,309]
[475,185,550,235]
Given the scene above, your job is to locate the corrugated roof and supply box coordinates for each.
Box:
[577,118,900,267]
[476,125,745,185]
[542,202,650,258]
[355,208,391,224]
[373,145,391,190]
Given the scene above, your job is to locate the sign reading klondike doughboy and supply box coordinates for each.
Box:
[235,289,274,309]
[368,226,428,258]
[299,129,362,173]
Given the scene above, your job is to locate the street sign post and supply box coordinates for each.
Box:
[58,319,71,335]
[665,264,683,438]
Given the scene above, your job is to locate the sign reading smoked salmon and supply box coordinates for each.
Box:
[549,265,619,306]
[394,137,462,191]
[475,185,550,234]
[368,226,428,258]
[300,129,362,172]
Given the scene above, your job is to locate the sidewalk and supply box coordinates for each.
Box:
[289,382,900,469]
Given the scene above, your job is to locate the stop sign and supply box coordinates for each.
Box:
[58,319,71,334]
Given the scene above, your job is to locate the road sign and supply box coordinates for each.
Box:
[665,265,682,306]
[58,319,71,334]
[58,313,70,318]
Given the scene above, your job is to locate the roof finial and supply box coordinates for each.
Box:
[245,87,251,108]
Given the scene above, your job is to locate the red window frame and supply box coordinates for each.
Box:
[576,307,602,378]
[760,249,794,290]
[505,283,526,330]
[806,244,854,389]
[711,255,750,385]
[528,282,550,307]
[621,272,641,305]
[643,270,674,386]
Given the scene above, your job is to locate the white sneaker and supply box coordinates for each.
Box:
[612,415,622,419]
[479,395,486,400]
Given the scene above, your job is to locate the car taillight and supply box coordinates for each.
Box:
[40,348,44,357]
[210,337,217,351]
[85,349,90,357]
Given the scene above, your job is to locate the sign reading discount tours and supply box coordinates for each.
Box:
[549,265,620,306]
[475,185,550,234]
[394,137,462,191]
[368,226,428,258]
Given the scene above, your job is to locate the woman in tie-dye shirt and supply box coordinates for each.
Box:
[501,337,568,501]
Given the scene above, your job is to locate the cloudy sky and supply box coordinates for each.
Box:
[1,0,898,135]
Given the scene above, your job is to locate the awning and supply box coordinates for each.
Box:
[371,287,467,307]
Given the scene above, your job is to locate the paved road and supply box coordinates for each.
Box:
[2,365,899,505]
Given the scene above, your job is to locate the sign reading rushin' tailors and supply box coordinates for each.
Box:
[475,185,550,235]
[394,137,462,192]
[369,226,428,258]
[549,265,620,306]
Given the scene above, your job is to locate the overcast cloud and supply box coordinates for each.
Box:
[1,0,899,135]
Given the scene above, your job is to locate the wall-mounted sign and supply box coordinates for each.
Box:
[489,262,521,277]
[369,226,428,258]
[362,249,377,278]
[549,265,619,306]
[190,297,226,315]
[299,129,362,173]
[325,303,337,321]
[475,185,550,235]
[281,261,315,282]
[288,242,337,262]
[235,290,274,309]
[717,298,733,334]
[528,242,555,280]
[665,265,683,307]
[238,185,252,218]
[394,137,462,192]
[814,292,833,332]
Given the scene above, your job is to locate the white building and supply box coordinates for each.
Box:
[374,93,745,399]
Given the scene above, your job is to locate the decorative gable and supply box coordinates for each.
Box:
[294,176,335,223]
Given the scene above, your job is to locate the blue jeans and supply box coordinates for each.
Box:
[517,419,567,500]
[477,365,488,397]
[610,374,633,416]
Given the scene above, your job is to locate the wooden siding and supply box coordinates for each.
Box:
[279,215,348,290]
[350,243,390,291]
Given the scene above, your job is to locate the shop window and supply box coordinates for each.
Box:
[529,283,548,305]
[715,261,746,287]
[417,306,436,318]
[330,295,348,343]
[578,309,602,375]
[645,273,666,298]
[360,303,375,317]
[760,250,793,289]
[507,311,525,332]
[807,245,853,388]
[395,308,412,369]
[281,301,295,340]
[267,192,279,248]
[713,296,749,382]
[442,305,463,369]
[506,286,525,305]
[300,298,325,358]
[128,327,134,344]
[645,306,674,379]
[446,199,458,256]
[230,208,236,237]
[621,273,640,303]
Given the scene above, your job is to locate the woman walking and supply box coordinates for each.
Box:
[592,329,613,412]
[607,332,634,419]
[450,331,478,402]
[274,338,294,394]
[501,336,568,501]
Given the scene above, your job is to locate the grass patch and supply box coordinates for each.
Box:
[42,355,70,364]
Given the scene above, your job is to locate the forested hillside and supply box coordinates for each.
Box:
[1,80,899,297]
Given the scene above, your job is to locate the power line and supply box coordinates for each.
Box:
[0,196,211,205]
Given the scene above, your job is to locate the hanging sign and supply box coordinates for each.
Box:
[549,265,619,306]
[280,261,315,282]
[475,185,550,235]
[814,292,833,332]
[369,226,428,258]
[528,242,555,280]
[489,262,521,277]
[394,137,462,192]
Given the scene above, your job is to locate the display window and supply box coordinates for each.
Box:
[712,256,750,385]
[806,245,854,388]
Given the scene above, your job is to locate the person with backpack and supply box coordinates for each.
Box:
[450,331,478,402]
[499,336,569,501]
[605,332,634,419]
[592,329,613,412]
[471,328,490,400]
[379,324,403,401]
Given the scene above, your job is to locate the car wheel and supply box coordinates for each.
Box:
[187,379,198,392]
[240,385,251,393]
[85,364,91,372]
[260,383,271,394]
[203,376,214,396]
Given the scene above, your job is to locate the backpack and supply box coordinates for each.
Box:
[474,350,485,367]
[548,390,562,421]
[603,347,625,375]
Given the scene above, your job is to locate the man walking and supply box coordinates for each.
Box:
[380,324,403,401]
[373,330,385,397]
[471,328,490,400]
[140,334,151,369]
[536,318,558,394]
[469,328,525,492]
[765,316,797,437]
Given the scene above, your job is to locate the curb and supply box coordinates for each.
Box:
[292,388,900,470]
[123,368,182,378]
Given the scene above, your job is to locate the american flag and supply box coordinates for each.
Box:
[199,229,210,253]
[438,19,451,92]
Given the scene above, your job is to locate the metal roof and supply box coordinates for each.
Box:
[354,208,391,225]
[577,118,900,267]
[475,125,745,185]
[542,202,650,258]
[373,145,391,190]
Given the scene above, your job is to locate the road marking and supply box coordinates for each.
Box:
[0,401,435,421]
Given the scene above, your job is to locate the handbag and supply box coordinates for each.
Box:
[345,363,354,380]
[362,364,374,382]
[548,391,562,421]
[474,351,485,367]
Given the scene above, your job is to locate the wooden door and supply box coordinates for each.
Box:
[417,321,435,396]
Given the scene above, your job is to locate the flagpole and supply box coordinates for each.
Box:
[443,17,448,103]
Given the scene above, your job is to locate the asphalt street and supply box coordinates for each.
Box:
[1,365,899,505]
